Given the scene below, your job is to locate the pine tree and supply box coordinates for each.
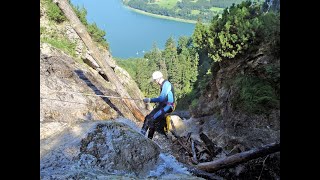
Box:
[192,21,209,52]
[163,37,177,82]
[204,1,262,62]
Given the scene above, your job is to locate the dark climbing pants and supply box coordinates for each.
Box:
[141,104,172,139]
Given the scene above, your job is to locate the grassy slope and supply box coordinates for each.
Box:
[154,0,178,9]
[129,0,224,23]
[124,5,197,24]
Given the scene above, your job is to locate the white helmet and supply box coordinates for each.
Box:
[152,71,163,80]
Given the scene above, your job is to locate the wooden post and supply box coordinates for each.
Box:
[54,0,145,121]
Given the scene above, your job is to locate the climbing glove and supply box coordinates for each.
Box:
[143,98,151,103]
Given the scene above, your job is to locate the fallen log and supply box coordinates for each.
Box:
[200,132,219,158]
[170,130,191,155]
[191,139,199,164]
[196,142,280,172]
[183,164,224,180]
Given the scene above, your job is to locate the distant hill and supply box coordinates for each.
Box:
[123,0,261,23]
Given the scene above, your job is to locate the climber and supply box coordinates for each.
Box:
[141,71,175,139]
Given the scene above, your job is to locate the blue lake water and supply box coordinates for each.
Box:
[70,0,195,59]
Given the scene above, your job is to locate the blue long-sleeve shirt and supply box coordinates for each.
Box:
[150,80,174,119]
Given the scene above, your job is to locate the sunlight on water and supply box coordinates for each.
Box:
[148,153,190,177]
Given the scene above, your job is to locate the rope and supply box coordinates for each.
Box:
[40,97,89,105]
[45,90,142,101]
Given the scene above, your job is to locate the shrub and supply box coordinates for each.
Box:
[232,75,279,114]
[40,26,46,35]
[258,12,280,57]
[87,23,109,49]
[191,98,199,109]
[41,37,77,57]
[46,0,66,23]
[72,4,109,50]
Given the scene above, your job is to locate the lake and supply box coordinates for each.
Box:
[70,0,195,59]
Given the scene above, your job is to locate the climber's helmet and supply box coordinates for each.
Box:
[152,71,163,84]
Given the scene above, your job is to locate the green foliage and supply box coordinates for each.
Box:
[115,57,159,98]
[72,5,88,26]
[265,64,280,83]
[177,36,192,53]
[231,75,279,114]
[192,21,209,51]
[264,63,280,96]
[87,23,109,48]
[207,1,263,62]
[190,98,199,109]
[124,0,262,23]
[115,1,279,115]
[198,67,212,93]
[115,58,138,78]
[118,36,199,109]
[177,89,198,110]
[124,0,242,23]
[71,4,109,50]
[40,26,46,35]
[41,37,77,57]
[45,0,66,23]
[163,37,177,82]
[190,2,280,115]
[43,1,109,50]
[192,1,280,63]
[154,0,178,9]
[258,12,280,57]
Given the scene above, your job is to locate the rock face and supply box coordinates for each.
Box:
[190,52,280,141]
[40,120,160,179]
[40,42,152,148]
[186,52,280,179]
[40,0,147,127]
[114,65,146,109]
[40,44,135,125]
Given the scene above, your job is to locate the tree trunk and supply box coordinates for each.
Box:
[183,164,223,180]
[196,142,280,172]
[54,0,145,122]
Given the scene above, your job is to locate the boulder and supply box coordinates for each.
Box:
[40,121,161,178]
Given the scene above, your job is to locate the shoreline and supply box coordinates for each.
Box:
[123,5,197,24]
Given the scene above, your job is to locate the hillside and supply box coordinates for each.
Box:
[123,0,262,23]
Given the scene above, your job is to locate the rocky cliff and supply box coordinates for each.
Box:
[185,48,280,179]
[190,51,280,147]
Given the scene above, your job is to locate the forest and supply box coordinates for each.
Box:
[123,0,261,22]
[117,0,280,111]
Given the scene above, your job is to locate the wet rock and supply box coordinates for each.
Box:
[40,120,160,178]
